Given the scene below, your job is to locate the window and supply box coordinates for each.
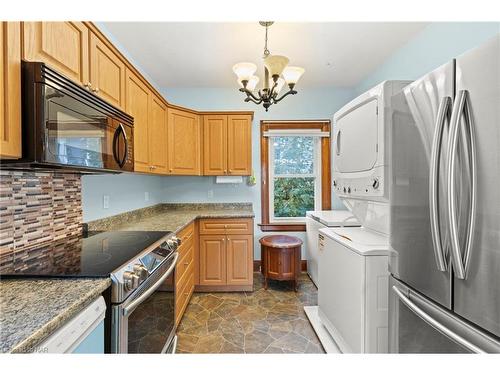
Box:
[260,121,331,232]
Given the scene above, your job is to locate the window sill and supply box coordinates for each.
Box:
[258,223,306,232]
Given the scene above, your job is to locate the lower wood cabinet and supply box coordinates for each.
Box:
[174,222,196,326]
[226,234,253,285]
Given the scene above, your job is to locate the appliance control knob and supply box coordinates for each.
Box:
[166,239,178,250]
[171,236,181,246]
[343,187,346,193]
[347,187,351,194]
[333,180,337,187]
[372,178,380,189]
[123,271,136,291]
[133,264,148,280]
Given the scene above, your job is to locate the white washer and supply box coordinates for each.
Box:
[305,210,359,286]
[317,227,389,353]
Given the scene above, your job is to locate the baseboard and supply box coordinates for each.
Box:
[194,284,253,292]
[253,260,307,272]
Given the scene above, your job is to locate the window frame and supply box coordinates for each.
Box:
[259,120,332,232]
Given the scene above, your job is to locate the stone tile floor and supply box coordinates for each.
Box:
[176,272,325,354]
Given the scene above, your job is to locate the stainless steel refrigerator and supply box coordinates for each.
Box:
[389,34,500,353]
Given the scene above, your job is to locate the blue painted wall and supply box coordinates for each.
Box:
[82,22,500,257]
[355,22,500,93]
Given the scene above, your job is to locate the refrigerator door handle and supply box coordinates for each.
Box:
[429,96,451,272]
[392,285,485,353]
[447,90,477,280]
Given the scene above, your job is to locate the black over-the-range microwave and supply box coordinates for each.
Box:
[1,61,134,173]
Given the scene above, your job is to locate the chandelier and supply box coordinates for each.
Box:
[232,21,305,111]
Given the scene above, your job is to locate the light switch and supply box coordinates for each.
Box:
[103,195,110,209]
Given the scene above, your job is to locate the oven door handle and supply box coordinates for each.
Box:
[122,252,179,317]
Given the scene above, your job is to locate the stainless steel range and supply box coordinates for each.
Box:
[0,230,181,354]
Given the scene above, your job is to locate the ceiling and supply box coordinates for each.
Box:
[101,22,428,89]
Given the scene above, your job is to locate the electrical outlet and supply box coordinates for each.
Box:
[103,195,110,209]
[145,191,150,202]
[207,189,214,199]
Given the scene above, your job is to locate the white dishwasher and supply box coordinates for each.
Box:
[305,210,359,286]
[39,296,106,353]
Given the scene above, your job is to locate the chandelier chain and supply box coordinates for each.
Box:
[263,23,270,58]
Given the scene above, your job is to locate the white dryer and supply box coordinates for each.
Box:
[317,227,389,353]
[305,210,359,286]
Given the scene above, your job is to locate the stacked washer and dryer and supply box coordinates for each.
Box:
[304,81,411,353]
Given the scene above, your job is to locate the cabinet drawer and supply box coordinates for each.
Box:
[175,244,194,287]
[175,263,194,325]
[199,218,253,235]
[177,222,195,252]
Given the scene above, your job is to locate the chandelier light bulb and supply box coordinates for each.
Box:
[232,62,257,83]
[238,75,260,91]
[263,55,290,77]
[269,77,286,94]
[282,66,305,85]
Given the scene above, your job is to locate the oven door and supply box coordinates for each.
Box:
[42,83,133,172]
[112,252,178,354]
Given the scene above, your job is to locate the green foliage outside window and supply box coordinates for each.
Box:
[273,177,315,217]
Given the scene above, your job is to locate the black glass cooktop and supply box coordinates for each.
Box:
[0,231,172,278]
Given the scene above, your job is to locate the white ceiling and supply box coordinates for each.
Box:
[101,22,428,89]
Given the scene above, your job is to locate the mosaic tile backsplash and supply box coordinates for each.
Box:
[0,171,82,272]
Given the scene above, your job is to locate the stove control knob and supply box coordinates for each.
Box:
[333,180,337,187]
[166,239,178,250]
[123,271,138,291]
[133,264,148,281]
[372,178,380,189]
[171,236,181,247]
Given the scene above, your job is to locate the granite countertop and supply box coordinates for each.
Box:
[86,203,255,233]
[0,278,110,353]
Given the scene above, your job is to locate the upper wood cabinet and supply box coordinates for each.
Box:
[167,108,201,175]
[227,115,252,175]
[203,114,252,176]
[23,22,89,85]
[0,22,22,159]
[89,32,126,109]
[125,69,150,173]
[149,94,168,174]
[203,114,227,175]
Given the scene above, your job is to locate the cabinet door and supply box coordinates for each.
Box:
[226,235,253,285]
[0,22,21,159]
[167,108,201,175]
[266,248,282,279]
[227,114,252,175]
[199,235,226,285]
[89,32,126,109]
[23,22,89,85]
[203,114,227,175]
[125,69,150,173]
[149,94,168,174]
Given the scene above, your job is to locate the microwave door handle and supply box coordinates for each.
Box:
[392,286,485,353]
[122,252,179,317]
[336,130,341,156]
[112,123,128,168]
[429,96,451,272]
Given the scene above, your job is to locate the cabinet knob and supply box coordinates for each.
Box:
[84,82,92,91]
[92,87,100,93]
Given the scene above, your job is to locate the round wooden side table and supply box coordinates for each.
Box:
[259,235,302,292]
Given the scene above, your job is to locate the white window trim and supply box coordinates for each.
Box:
[268,136,322,223]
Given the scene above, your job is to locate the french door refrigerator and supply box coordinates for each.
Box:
[389,34,500,353]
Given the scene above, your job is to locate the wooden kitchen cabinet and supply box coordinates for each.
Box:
[226,235,253,285]
[89,32,126,109]
[203,114,252,176]
[203,114,227,175]
[125,69,151,173]
[23,22,89,86]
[175,222,196,326]
[227,115,252,175]
[0,22,22,159]
[148,94,168,174]
[199,235,227,286]
[167,108,201,175]
[198,218,254,291]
